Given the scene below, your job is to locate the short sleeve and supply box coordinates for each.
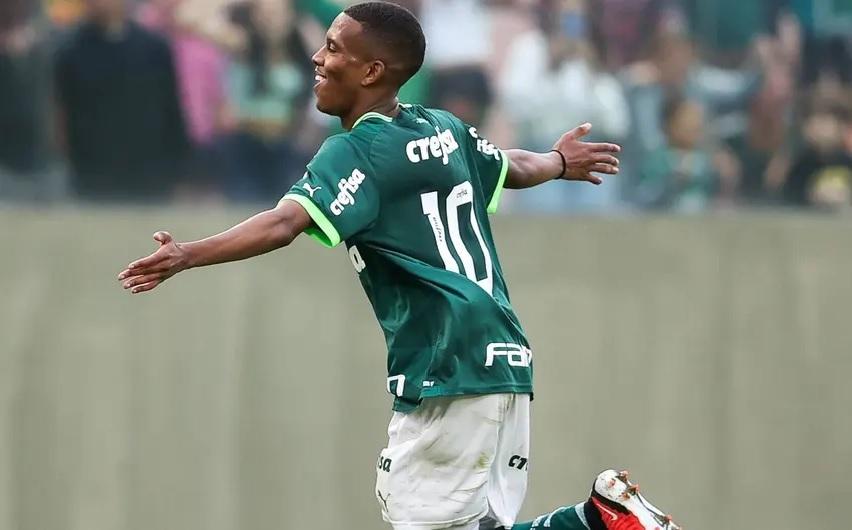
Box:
[281,136,379,248]
[463,125,510,214]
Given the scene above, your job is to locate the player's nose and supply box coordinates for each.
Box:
[312,47,325,67]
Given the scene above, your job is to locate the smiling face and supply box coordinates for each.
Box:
[312,14,376,118]
[311,3,426,127]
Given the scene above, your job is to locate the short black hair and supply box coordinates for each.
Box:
[344,1,426,86]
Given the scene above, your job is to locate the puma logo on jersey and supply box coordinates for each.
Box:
[302,183,321,198]
[330,168,367,216]
[405,128,459,165]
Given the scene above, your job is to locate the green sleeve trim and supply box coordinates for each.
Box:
[486,150,510,214]
[281,194,342,248]
[352,111,393,129]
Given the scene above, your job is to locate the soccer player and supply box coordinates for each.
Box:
[118,3,680,530]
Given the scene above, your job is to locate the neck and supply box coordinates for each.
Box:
[341,94,400,131]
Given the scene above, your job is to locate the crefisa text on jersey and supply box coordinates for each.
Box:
[468,127,501,162]
[406,128,460,165]
[330,168,367,216]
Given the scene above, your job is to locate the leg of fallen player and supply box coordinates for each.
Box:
[509,502,598,530]
[508,469,681,530]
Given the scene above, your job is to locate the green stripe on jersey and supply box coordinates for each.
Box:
[281,194,342,248]
[352,111,394,129]
[487,150,510,214]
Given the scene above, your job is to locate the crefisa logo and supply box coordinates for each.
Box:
[330,168,367,216]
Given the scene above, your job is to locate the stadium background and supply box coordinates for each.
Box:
[1,0,851,529]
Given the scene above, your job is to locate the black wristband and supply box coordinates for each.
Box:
[550,149,567,180]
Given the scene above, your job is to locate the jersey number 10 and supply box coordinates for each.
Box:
[421,181,494,295]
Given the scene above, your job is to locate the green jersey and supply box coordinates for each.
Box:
[283,104,532,412]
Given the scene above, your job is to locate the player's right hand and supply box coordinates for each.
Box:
[117,231,190,294]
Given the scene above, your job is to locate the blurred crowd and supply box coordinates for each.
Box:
[0,0,850,212]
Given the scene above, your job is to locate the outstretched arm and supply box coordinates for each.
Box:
[504,123,621,189]
[117,199,313,294]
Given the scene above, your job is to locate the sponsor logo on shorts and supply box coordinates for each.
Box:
[508,454,529,471]
[377,455,392,472]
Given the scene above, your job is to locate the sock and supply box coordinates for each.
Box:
[509,501,605,530]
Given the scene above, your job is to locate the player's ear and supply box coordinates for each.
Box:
[361,60,386,87]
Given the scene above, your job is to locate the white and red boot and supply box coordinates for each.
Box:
[588,470,681,530]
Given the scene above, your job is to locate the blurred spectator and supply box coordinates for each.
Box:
[501,0,630,149]
[46,0,86,27]
[0,0,61,200]
[635,95,720,211]
[220,0,312,202]
[621,25,768,205]
[681,0,783,66]
[784,102,852,209]
[0,0,844,212]
[499,0,629,212]
[421,0,494,126]
[588,0,680,71]
[622,29,762,156]
[779,0,852,38]
[724,16,801,202]
[801,34,851,93]
[138,0,229,197]
[55,0,189,201]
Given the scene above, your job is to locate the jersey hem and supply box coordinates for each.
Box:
[487,150,510,214]
[280,193,342,248]
[392,384,533,412]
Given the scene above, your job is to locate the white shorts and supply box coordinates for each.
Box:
[375,393,530,530]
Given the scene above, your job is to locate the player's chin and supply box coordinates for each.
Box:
[314,98,330,114]
[313,86,328,109]
[314,96,341,117]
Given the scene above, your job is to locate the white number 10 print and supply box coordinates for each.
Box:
[421,181,493,295]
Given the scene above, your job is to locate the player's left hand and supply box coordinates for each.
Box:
[553,123,621,185]
[117,231,189,294]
